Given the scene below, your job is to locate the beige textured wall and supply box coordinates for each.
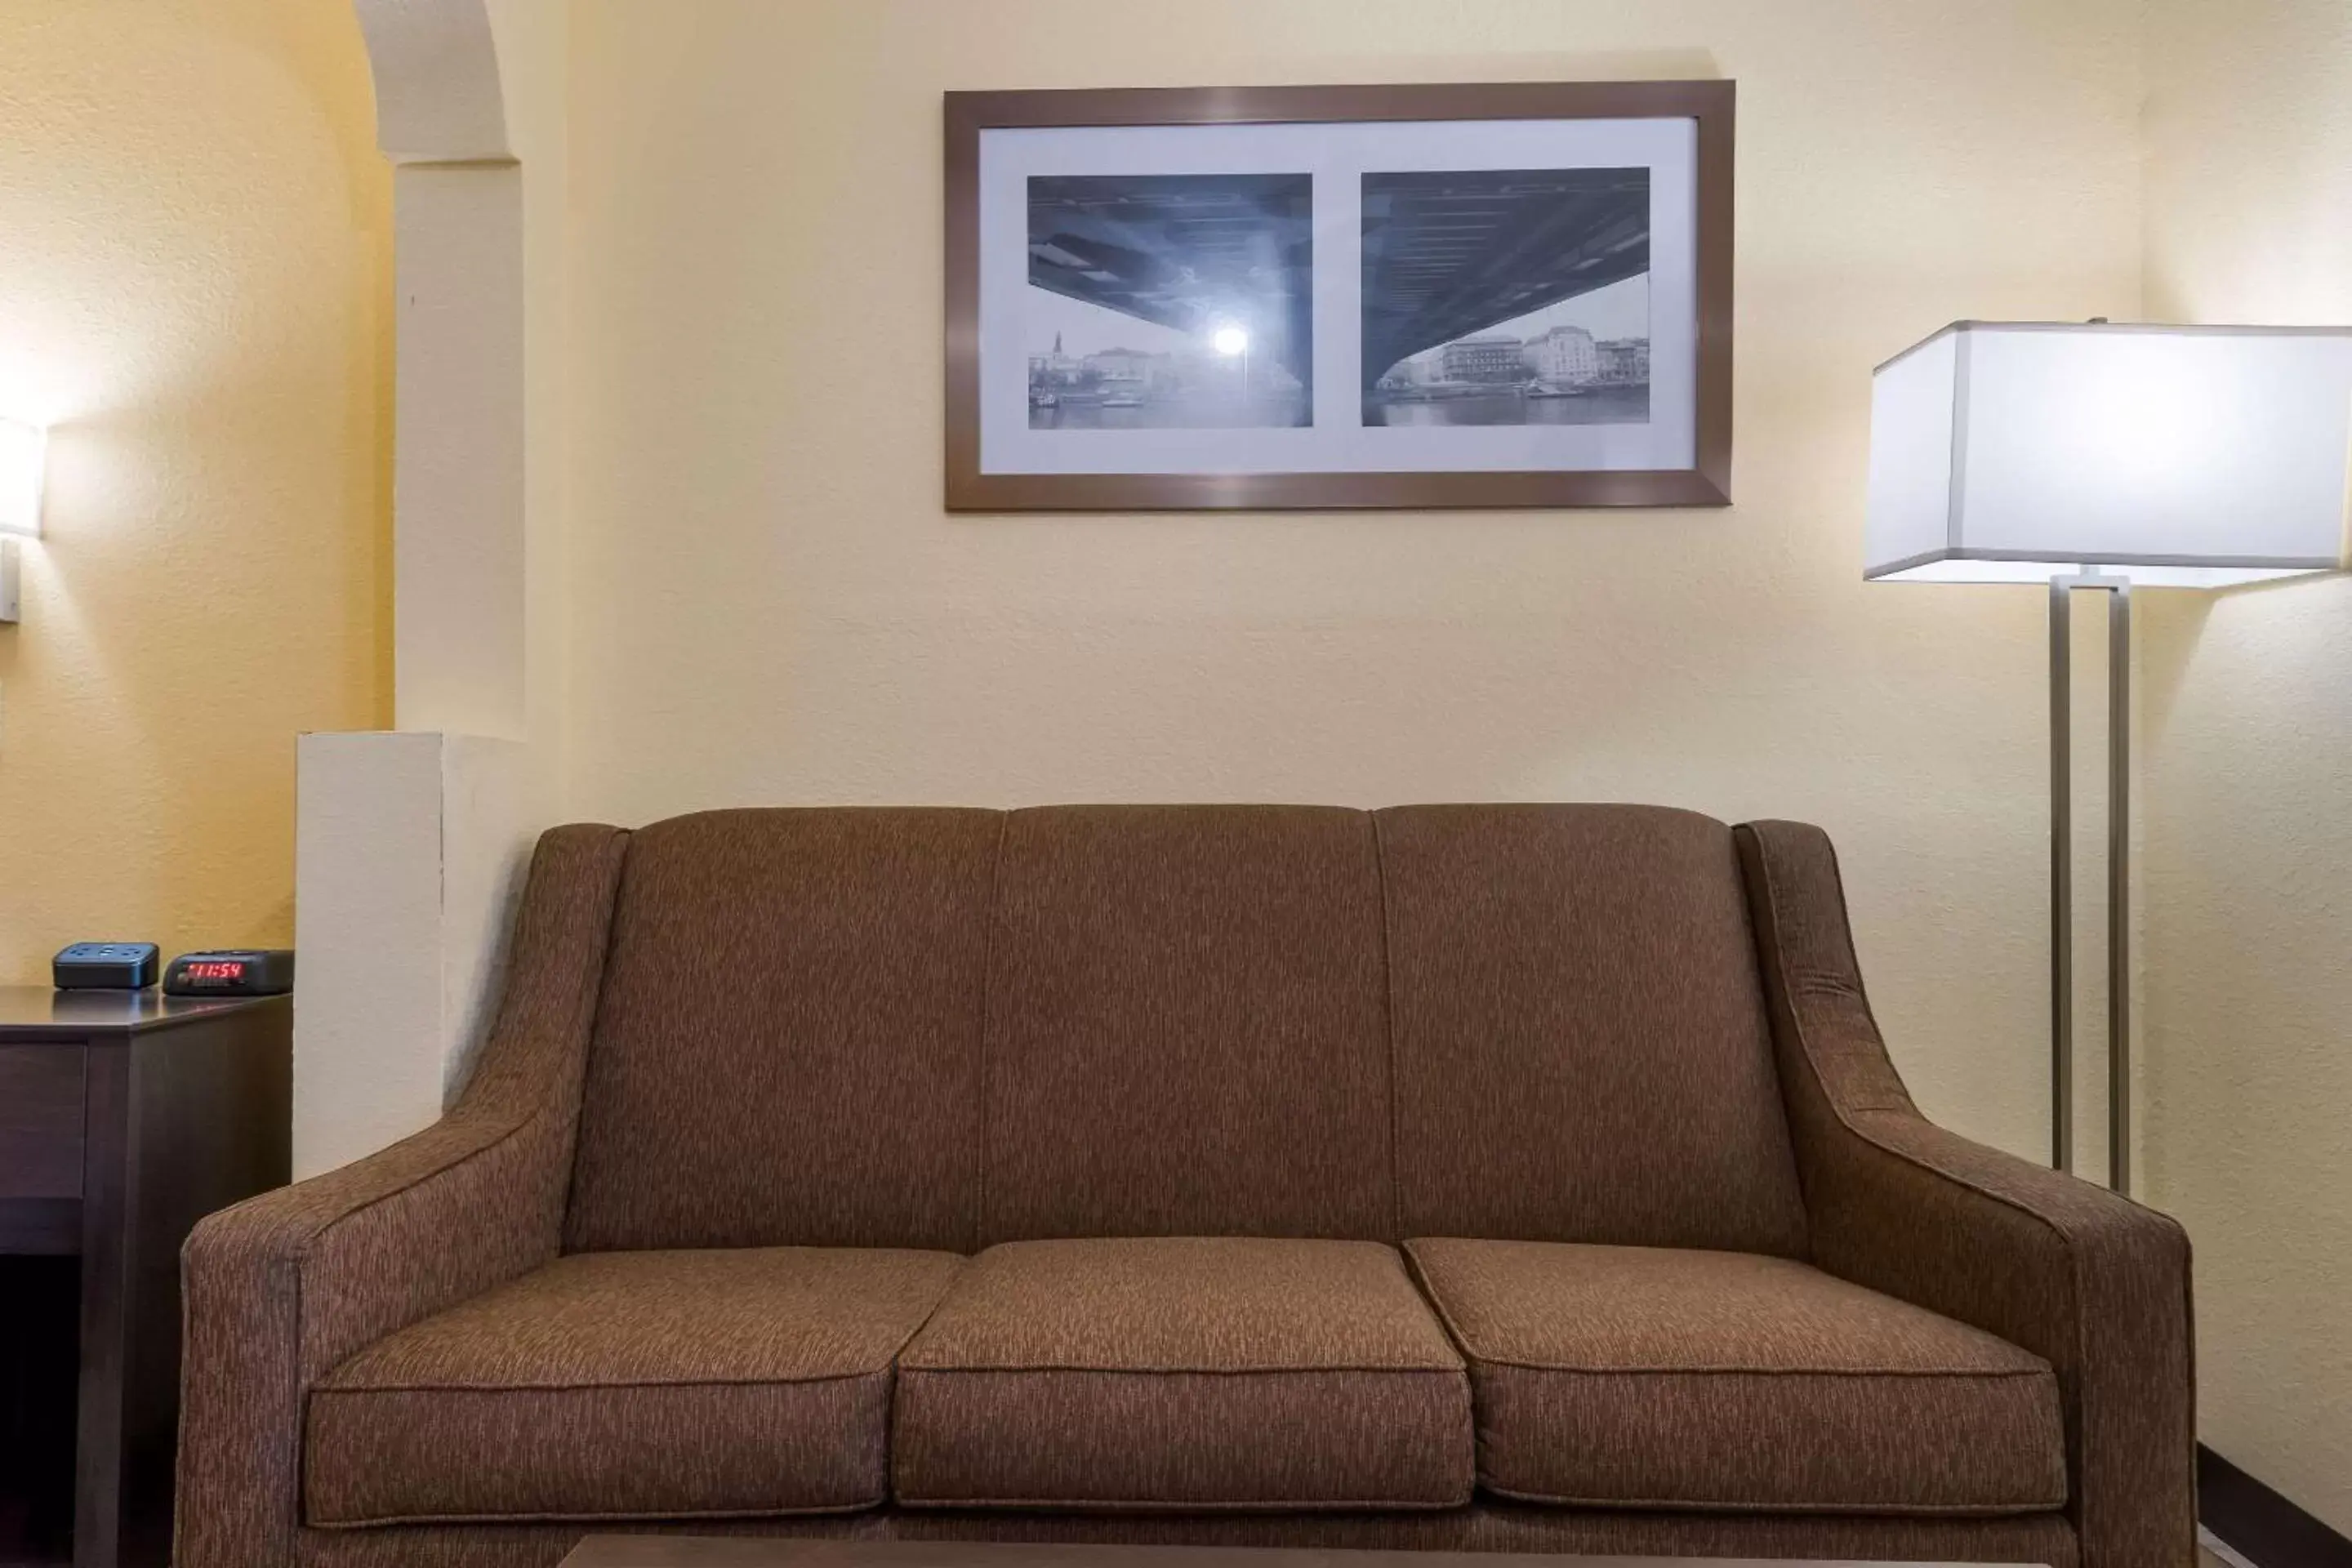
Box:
[2140,0,2352,1532]
[563,0,2145,1161]
[0,0,390,982]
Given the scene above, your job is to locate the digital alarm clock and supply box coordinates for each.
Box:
[163,949,296,997]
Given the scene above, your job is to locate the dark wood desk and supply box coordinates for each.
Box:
[0,988,290,1567]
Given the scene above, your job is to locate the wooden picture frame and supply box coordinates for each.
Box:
[945,80,1734,512]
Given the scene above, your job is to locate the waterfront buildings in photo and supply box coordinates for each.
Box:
[1526,324,1601,385]
[1026,333,1308,430]
[1369,317,1651,429]
[1440,335,1529,384]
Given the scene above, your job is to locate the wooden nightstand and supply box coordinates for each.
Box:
[0,988,290,1567]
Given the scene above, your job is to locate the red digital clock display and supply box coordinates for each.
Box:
[182,961,247,983]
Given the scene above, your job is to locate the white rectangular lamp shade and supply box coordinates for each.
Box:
[0,416,44,538]
[1865,323,2352,586]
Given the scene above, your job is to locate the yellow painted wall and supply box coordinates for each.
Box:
[561,0,2145,1162]
[0,0,390,984]
[2140,0,2352,1532]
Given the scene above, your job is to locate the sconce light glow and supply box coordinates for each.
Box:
[0,415,47,538]
[1211,325,1250,358]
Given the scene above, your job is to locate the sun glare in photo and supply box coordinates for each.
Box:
[1211,325,1250,357]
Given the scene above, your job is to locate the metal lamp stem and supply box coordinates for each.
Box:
[2108,581,2132,1198]
[2049,581,2073,1174]
[2049,574,2131,1194]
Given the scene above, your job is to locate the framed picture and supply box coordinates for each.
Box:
[944,81,1733,512]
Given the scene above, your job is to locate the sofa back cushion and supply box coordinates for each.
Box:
[559,803,1805,1254]
[564,808,1001,1254]
[978,805,1393,1243]
[1376,804,1808,1255]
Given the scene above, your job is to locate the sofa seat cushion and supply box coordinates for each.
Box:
[306,1247,962,1526]
[894,1237,1473,1510]
[1405,1239,2068,1516]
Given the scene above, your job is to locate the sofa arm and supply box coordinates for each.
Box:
[176,1106,568,1566]
[1735,820,2195,1568]
[175,823,628,1568]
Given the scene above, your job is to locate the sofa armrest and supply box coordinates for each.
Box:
[1735,820,2194,1568]
[175,823,628,1568]
[176,1105,566,1566]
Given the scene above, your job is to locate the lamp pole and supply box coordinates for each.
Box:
[2048,570,2132,1195]
[2048,579,2072,1175]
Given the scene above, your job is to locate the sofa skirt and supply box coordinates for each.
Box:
[292,1500,2078,1568]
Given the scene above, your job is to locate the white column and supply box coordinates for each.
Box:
[393,162,526,738]
[293,733,546,1177]
[292,0,555,1174]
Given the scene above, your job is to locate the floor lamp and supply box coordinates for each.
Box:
[1861,320,2352,1192]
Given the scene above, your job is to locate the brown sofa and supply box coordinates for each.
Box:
[176,805,2194,1568]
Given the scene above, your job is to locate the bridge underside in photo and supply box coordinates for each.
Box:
[1361,167,1650,390]
[1027,167,1650,394]
[1028,174,1313,385]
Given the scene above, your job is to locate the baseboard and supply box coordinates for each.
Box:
[2202,1444,2352,1568]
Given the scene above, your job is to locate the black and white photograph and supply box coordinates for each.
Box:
[1361,169,1650,428]
[951,82,1730,509]
[1027,173,1312,430]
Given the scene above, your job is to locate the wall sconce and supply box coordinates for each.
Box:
[0,414,45,625]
